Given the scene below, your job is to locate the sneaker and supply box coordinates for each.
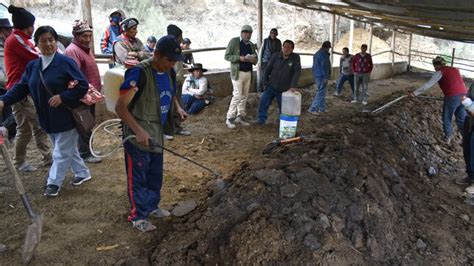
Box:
[226,118,236,129]
[150,207,171,218]
[164,134,174,140]
[18,162,37,172]
[362,101,368,105]
[351,100,358,104]
[176,129,191,136]
[235,116,250,126]
[132,219,156,233]
[84,156,102,164]
[44,184,60,197]
[308,110,319,115]
[333,92,341,97]
[71,176,92,186]
[455,177,473,185]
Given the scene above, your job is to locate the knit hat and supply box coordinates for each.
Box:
[120,18,139,32]
[167,24,182,38]
[72,20,92,36]
[241,25,253,33]
[432,56,447,65]
[8,5,35,30]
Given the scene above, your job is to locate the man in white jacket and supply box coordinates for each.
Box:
[181,63,210,114]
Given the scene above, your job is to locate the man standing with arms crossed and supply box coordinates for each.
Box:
[225,25,258,129]
[4,5,50,172]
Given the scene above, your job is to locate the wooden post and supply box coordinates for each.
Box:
[451,48,456,67]
[391,29,395,75]
[368,24,373,55]
[349,19,354,52]
[407,33,412,71]
[329,12,336,69]
[80,0,94,54]
[256,0,263,91]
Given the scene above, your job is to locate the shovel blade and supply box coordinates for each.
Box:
[22,214,43,264]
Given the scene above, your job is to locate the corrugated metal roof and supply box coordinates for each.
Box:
[278,0,474,43]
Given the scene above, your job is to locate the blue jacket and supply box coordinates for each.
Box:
[312,48,331,79]
[2,53,88,134]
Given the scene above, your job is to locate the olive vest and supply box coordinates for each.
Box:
[122,59,175,153]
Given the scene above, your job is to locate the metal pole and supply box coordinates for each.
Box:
[256,0,263,92]
[349,19,354,52]
[391,29,395,75]
[451,48,456,67]
[80,0,94,54]
[329,13,336,70]
[407,33,412,71]
[368,24,373,55]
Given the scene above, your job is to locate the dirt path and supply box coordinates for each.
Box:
[0,72,468,264]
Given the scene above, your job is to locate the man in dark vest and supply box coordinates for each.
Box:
[116,35,187,232]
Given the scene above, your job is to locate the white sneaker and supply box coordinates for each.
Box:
[164,134,174,140]
[226,119,236,129]
[18,162,37,172]
[235,116,250,126]
[150,207,171,218]
[362,101,368,105]
[351,100,358,104]
[84,156,102,164]
[333,92,340,97]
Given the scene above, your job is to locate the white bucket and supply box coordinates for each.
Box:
[279,115,299,139]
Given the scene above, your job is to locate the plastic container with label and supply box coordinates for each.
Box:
[281,91,301,116]
[103,66,126,114]
[279,115,299,139]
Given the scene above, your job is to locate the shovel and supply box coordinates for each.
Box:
[371,95,407,114]
[262,136,304,154]
[0,134,43,264]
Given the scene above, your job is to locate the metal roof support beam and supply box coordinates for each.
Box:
[349,19,354,52]
[408,33,413,71]
[368,23,373,55]
[451,48,456,67]
[330,12,336,66]
[391,29,396,75]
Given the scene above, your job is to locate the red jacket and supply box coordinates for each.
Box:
[438,66,466,97]
[4,29,39,89]
[352,52,373,74]
[65,41,102,91]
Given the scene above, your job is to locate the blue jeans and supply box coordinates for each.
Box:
[336,74,355,95]
[182,94,207,114]
[443,95,466,138]
[124,141,164,221]
[309,78,327,112]
[47,128,90,187]
[257,86,282,123]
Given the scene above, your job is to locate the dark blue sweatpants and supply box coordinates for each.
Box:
[124,141,164,222]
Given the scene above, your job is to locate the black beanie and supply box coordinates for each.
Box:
[167,24,182,38]
[8,5,35,30]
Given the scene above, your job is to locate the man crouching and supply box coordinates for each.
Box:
[116,35,187,232]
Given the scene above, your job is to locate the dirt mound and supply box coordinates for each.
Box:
[151,95,473,264]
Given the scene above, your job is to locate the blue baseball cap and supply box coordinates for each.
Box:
[155,35,184,61]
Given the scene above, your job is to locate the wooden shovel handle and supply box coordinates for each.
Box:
[0,136,27,195]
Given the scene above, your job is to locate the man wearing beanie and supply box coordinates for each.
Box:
[224,25,258,129]
[166,24,191,138]
[113,18,149,66]
[65,20,102,164]
[3,5,51,172]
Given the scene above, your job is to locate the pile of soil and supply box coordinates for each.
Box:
[151,92,473,264]
[334,28,392,63]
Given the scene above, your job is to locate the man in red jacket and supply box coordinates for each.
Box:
[3,5,50,172]
[352,44,373,105]
[65,20,102,164]
[409,56,467,144]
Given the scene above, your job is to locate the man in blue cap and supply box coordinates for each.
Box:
[116,35,188,232]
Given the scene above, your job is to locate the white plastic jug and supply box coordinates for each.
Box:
[103,66,126,114]
[281,91,301,116]
[462,96,474,113]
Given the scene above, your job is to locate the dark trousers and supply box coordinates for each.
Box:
[463,116,474,181]
[335,74,355,95]
[124,141,164,221]
[257,86,282,123]
[182,94,206,114]
[78,105,95,158]
[258,63,267,92]
[442,95,466,138]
